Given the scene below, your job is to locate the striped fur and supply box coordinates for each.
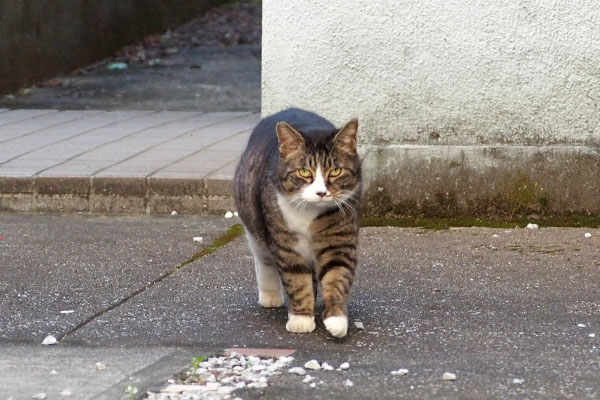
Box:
[233,108,361,338]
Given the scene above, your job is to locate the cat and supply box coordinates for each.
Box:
[233,108,361,338]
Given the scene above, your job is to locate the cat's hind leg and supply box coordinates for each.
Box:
[246,233,284,308]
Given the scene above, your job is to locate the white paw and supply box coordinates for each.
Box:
[324,316,348,338]
[286,314,316,333]
[258,290,284,308]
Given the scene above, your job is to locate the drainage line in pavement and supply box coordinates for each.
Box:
[57,224,244,342]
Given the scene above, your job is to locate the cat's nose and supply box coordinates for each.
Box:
[316,191,327,198]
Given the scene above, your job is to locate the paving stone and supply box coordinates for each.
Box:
[0,110,257,214]
[0,110,74,140]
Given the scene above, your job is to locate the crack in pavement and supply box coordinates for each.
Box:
[56,224,244,342]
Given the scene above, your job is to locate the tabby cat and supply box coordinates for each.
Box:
[233,108,361,338]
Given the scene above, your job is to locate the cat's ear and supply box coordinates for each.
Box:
[276,121,305,159]
[333,118,358,155]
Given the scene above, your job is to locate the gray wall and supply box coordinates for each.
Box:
[0,0,218,94]
[262,0,600,217]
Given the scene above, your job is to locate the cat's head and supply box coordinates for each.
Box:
[275,119,361,210]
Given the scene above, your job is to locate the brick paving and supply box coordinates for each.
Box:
[0,109,259,214]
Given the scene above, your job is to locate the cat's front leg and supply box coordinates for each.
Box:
[279,267,316,333]
[316,244,357,338]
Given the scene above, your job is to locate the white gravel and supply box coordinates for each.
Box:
[41,335,57,345]
[584,232,592,238]
[304,360,321,370]
[391,368,409,376]
[321,362,334,371]
[526,223,539,230]
[339,362,350,370]
[289,367,307,376]
[442,372,457,381]
[344,379,354,387]
[224,211,234,219]
[147,353,294,400]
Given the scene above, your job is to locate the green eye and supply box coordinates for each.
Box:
[298,168,312,178]
[329,167,342,177]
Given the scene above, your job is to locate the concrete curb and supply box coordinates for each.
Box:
[0,176,234,215]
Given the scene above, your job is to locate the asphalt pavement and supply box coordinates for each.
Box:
[1,213,599,399]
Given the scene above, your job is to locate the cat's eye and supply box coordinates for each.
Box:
[329,167,343,177]
[297,168,312,178]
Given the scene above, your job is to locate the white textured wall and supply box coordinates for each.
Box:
[262,0,600,146]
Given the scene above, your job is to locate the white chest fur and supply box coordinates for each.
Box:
[276,193,320,264]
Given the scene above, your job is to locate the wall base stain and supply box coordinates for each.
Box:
[361,144,600,220]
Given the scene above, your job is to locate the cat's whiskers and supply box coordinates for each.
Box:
[288,193,315,216]
[337,199,348,219]
[335,190,358,220]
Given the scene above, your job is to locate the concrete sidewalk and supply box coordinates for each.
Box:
[1,213,599,399]
[0,109,259,214]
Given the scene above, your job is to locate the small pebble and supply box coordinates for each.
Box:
[585,232,592,238]
[60,389,72,396]
[50,370,58,375]
[492,234,499,238]
[578,323,587,328]
[95,362,106,371]
[193,236,203,244]
[233,211,239,217]
[321,362,334,371]
[302,375,314,383]
[304,360,321,370]
[249,381,268,388]
[442,372,457,381]
[526,223,539,230]
[589,333,596,338]
[391,368,409,376]
[42,335,57,345]
[354,320,365,330]
[310,382,316,388]
[224,211,234,219]
[170,210,178,216]
[339,362,350,370]
[60,310,74,314]
[513,378,524,384]
[344,379,354,387]
[289,367,307,376]
[32,394,47,400]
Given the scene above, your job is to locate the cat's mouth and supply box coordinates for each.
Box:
[305,196,335,205]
